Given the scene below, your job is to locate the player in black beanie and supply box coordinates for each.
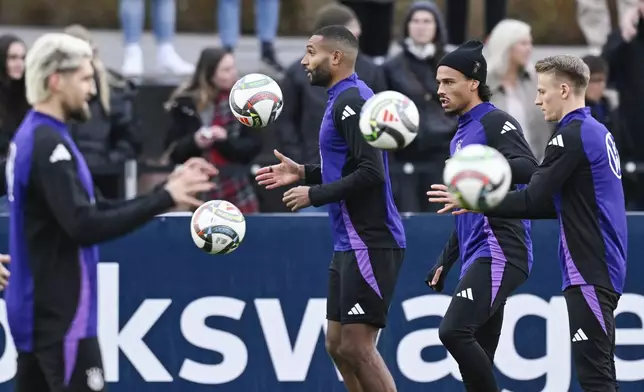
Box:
[427,39,539,391]
[436,40,492,115]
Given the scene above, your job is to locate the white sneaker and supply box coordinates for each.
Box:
[121,44,144,76]
[157,43,195,75]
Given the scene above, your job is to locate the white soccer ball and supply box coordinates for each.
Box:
[229,73,283,128]
[190,200,247,255]
[359,90,420,150]
[443,144,512,211]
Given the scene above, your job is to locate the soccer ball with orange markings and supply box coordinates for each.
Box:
[443,144,512,211]
[190,200,246,255]
[229,73,283,128]
[359,90,419,150]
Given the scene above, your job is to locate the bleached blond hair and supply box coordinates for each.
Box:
[25,33,93,105]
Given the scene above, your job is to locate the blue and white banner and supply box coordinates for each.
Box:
[0,214,643,391]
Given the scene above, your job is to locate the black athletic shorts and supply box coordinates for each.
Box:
[15,337,106,392]
[565,285,620,392]
[327,248,404,328]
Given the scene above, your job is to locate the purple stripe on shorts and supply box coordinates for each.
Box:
[483,217,507,307]
[340,202,382,298]
[64,251,91,385]
[581,285,607,334]
[560,218,587,286]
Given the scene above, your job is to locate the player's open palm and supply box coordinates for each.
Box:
[165,167,216,208]
[255,149,302,189]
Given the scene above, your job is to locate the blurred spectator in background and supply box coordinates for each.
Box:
[164,47,262,213]
[119,0,194,76]
[275,3,385,167]
[340,0,394,64]
[485,19,550,163]
[576,0,638,52]
[383,1,456,212]
[582,55,618,135]
[218,0,284,76]
[447,0,506,45]
[65,25,141,200]
[0,34,28,160]
[603,0,644,208]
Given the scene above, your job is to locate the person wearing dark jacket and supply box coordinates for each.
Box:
[65,25,140,200]
[275,3,386,165]
[165,47,262,213]
[339,0,394,64]
[582,55,619,137]
[383,1,457,212]
[602,0,644,208]
[0,34,29,160]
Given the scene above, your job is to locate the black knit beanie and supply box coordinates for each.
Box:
[437,40,487,83]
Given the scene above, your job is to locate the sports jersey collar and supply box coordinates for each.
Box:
[31,109,67,130]
[327,73,358,99]
[458,102,496,125]
[556,107,591,129]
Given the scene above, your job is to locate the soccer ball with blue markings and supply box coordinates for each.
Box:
[190,200,246,255]
[358,90,420,150]
[443,144,512,211]
[229,73,283,128]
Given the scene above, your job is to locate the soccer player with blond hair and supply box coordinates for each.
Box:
[5,33,217,392]
[434,54,627,391]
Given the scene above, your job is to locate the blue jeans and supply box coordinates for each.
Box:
[119,0,175,44]
[218,0,280,48]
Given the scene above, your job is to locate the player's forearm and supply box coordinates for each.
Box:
[308,167,384,206]
[485,190,555,219]
[302,164,322,185]
[59,188,175,246]
[507,156,538,184]
[437,230,460,272]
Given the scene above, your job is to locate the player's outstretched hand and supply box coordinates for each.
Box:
[283,186,312,212]
[0,253,10,291]
[165,167,215,208]
[427,184,471,215]
[169,157,219,181]
[255,149,303,190]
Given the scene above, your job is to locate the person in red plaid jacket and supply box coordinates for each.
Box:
[164,47,262,213]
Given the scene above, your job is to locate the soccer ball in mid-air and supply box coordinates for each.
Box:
[443,144,512,211]
[190,200,246,255]
[229,73,283,128]
[359,90,420,150]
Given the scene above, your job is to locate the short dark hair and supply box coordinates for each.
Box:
[313,4,357,32]
[581,55,608,76]
[312,25,359,50]
[478,83,492,102]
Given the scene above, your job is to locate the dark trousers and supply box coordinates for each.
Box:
[439,260,527,392]
[340,1,394,57]
[447,0,507,45]
[565,285,620,392]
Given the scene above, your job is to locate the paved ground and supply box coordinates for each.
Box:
[0,25,594,79]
